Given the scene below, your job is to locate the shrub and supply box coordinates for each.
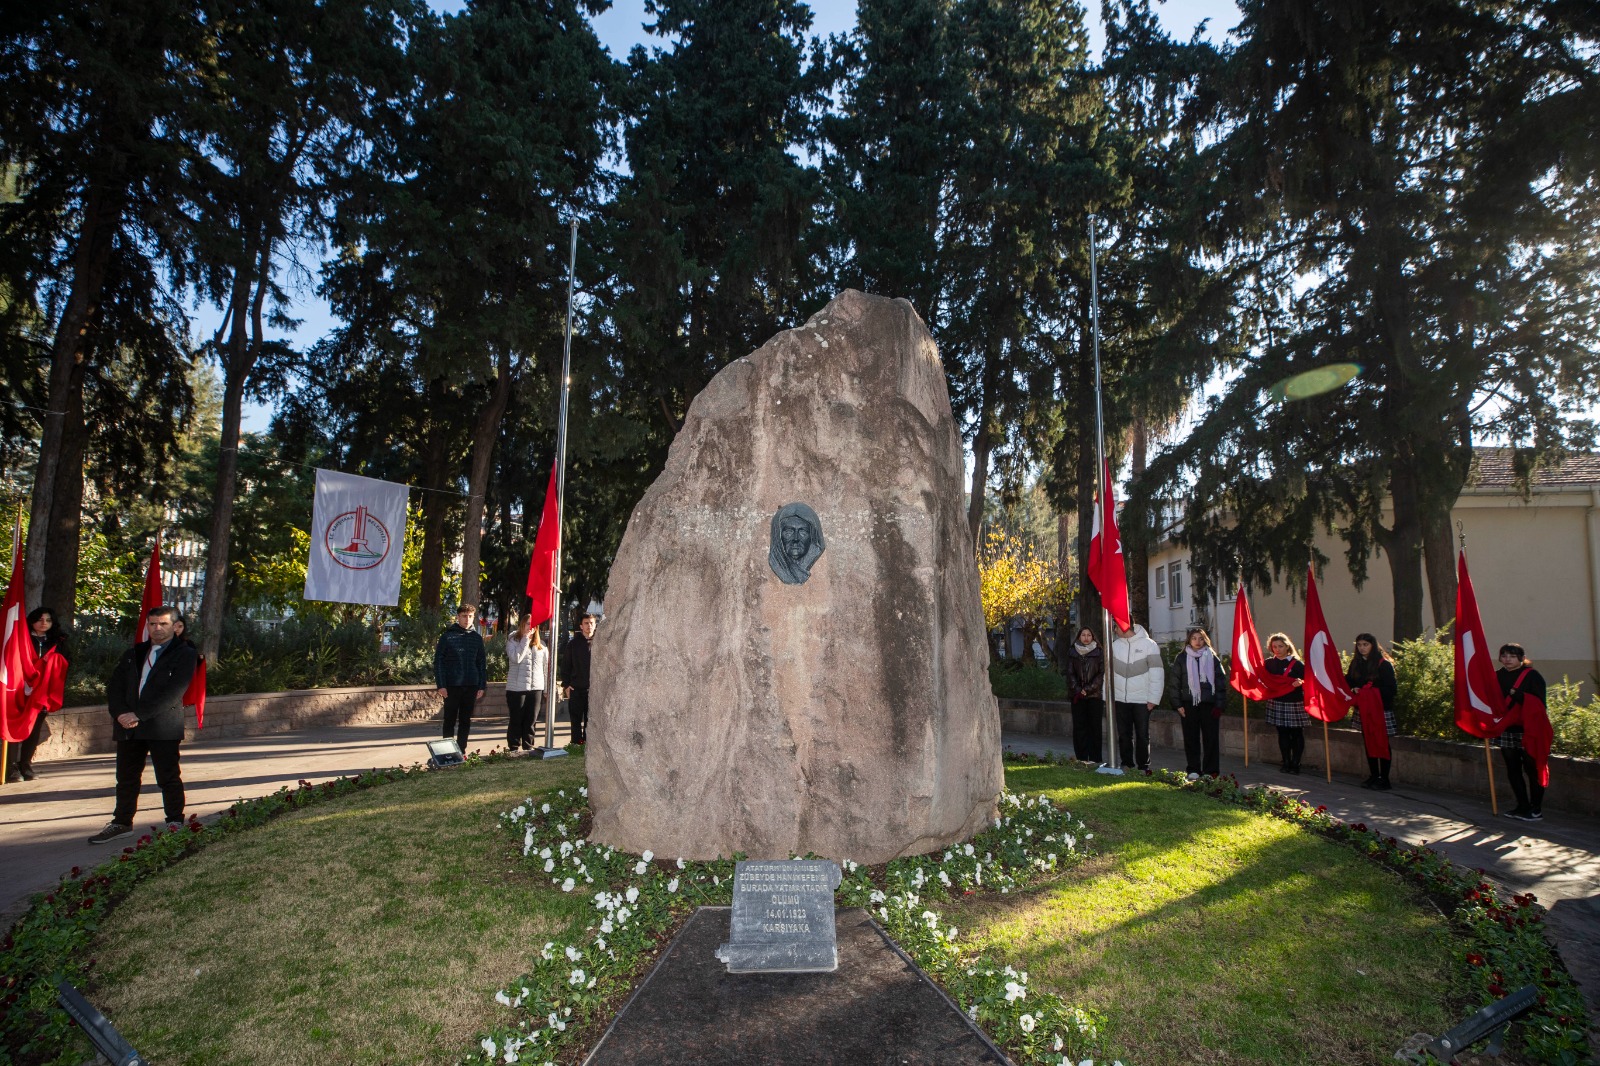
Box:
[56,611,509,705]
[990,661,1069,700]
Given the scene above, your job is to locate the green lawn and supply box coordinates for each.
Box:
[92,757,590,1066]
[87,757,1457,1066]
[954,763,1456,1065]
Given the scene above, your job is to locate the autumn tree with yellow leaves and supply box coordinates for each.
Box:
[979,531,1075,667]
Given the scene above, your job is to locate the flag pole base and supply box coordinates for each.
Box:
[1095,764,1125,776]
[532,747,569,760]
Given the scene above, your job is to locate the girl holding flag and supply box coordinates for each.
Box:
[1346,633,1397,790]
[1261,633,1307,774]
[1495,644,1547,821]
[6,607,68,782]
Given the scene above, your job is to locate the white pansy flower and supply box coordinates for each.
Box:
[541,803,551,813]
[561,877,576,892]
[667,878,680,893]
[676,857,686,869]
[626,886,640,904]
[1004,980,1026,1002]
[482,1038,497,1058]
[1054,1035,1064,1051]
[495,990,511,1006]
[568,968,586,986]
[1019,1014,1036,1033]
[565,945,580,961]
[635,860,648,874]
[543,859,555,873]
[642,849,654,862]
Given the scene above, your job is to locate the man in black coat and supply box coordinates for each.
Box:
[434,604,487,752]
[559,613,595,745]
[88,606,199,844]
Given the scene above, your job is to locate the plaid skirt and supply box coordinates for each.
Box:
[1491,726,1524,750]
[1353,704,1397,736]
[1263,698,1308,728]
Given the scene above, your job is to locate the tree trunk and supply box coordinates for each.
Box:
[25,184,121,609]
[458,348,515,609]
[39,383,88,623]
[198,244,267,660]
[1384,447,1427,642]
[1421,497,1458,637]
[1126,415,1149,629]
[418,380,451,613]
[966,354,1000,549]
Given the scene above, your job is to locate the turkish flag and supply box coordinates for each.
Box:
[185,655,207,729]
[1087,459,1131,631]
[1516,689,1554,788]
[138,544,163,641]
[1453,552,1512,739]
[1,537,43,744]
[524,464,561,628]
[1301,567,1352,723]
[1229,585,1296,700]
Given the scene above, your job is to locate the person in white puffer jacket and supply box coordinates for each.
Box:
[1111,621,1165,771]
[505,619,549,751]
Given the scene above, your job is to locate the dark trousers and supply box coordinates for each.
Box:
[1502,747,1545,813]
[1114,701,1152,770]
[113,739,184,825]
[1179,705,1220,776]
[442,686,478,751]
[568,687,589,745]
[506,690,546,750]
[16,714,48,773]
[1070,698,1104,763]
[1275,725,1306,769]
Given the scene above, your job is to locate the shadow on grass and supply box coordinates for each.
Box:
[967,762,1457,1066]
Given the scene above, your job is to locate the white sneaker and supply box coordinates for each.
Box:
[1186,772,1200,782]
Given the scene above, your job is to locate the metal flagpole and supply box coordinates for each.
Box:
[536,220,580,760]
[1090,216,1123,776]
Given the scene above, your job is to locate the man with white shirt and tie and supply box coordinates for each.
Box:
[88,605,200,844]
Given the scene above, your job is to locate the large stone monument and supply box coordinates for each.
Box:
[587,290,1002,863]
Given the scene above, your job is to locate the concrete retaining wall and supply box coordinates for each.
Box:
[1000,698,1600,817]
[29,683,507,762]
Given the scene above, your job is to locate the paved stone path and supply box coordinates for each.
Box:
[1002,731,1600,1049]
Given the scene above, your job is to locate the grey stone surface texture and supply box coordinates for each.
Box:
[716,859,842,973]
[768,502,825,584]
[587,289,1004,863]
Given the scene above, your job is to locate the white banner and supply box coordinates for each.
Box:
[303,469,409,606]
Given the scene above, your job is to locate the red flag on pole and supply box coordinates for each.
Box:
[138,543,163,642]
[524,464,561,627]
[1,533,43,745]
[1453,551,1512,738]
[1302,567,1352,723]
[1229,585,1295,700]
[1087,459,1131,630]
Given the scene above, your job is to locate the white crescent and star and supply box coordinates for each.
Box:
[1461,631,1498,717]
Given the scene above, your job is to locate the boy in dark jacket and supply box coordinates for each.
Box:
[435,605,487,752]
[88,606,199,843]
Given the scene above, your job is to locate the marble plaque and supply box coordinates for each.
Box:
[714,860,841,973]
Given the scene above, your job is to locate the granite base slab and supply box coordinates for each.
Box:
[582,907,1011,1066]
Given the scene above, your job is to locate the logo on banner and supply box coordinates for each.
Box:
[324,506,391,570]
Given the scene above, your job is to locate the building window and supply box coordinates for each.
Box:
[1155,565,1166,599]
[1169,561,1184,607]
